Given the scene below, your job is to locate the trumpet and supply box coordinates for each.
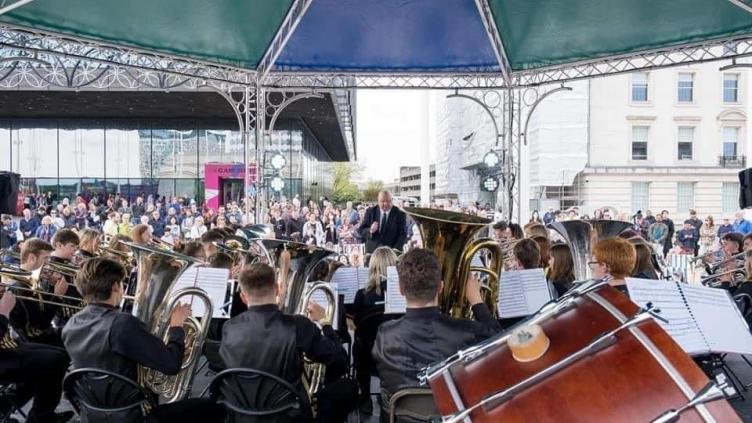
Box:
[0,264,85,310]
[700,267,747,287]
[708,250,747,273]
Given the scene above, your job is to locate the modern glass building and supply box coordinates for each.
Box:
[0,90,355,207]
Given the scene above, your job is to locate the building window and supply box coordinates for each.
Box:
[724,74,739,103]
[631,126,648,160]
[631,72,648,102]
[723,126,739,158]
[678,73,694,103]
[723,182,740,213]
[677,126,693,160]
[631,182,649,213]
[677,182,695,213]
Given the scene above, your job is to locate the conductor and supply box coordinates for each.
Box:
[358,190,407,254]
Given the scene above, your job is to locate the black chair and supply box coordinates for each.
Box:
[0,383,27,423]
[202,368,310,423]
[63,368,156,423]
[386,388,439,423]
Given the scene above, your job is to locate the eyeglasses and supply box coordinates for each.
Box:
[587,261,603,268]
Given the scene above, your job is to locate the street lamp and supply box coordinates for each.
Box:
[483,149,501,168]
[271,176,285,192]
[481,175,499,192]
[270,152,286,170]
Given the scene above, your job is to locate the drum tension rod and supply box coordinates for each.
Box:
[442,311,655,423]
[648,382,725,423]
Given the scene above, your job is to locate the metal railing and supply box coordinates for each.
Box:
[718,155,746,167]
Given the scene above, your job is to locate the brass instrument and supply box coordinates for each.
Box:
[0,250,20,262]
[0,264,85,310]
[547,219,633,280]
[403,207,503,318]
[236,224,273,240]
[708,250,747,273]
[296,281,337,397]
[700,267,747,287]
[122,241,213,403]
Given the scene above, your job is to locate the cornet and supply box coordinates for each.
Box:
[0,264,85,310]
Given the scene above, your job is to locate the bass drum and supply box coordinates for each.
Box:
[426,285,740,422]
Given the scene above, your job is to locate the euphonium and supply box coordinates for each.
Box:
[547,219,633,280]
[122,241,213,403]
[295,281,337,398]
[403,207,503,318]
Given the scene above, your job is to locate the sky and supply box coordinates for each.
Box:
[355,90,435,184]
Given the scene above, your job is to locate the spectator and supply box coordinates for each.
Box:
[733,211,752,235]
[676,220,699,255]
[718,216,734,238]
[18,208,39,240]
[34,215,57,243]
[0,214,17,249]
[699,216,717,256]
[149,210,165,238]
[542,208,555,225]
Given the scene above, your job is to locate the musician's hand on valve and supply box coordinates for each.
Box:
[53,278,68,296]
[307,301,326,324]
[0,292,16,318]
[169,303,192,328]
[465,273,483,306]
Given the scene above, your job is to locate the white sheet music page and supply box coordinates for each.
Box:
[497,268,551,318]
[384,266,406,314]
[626,278,707,355]
[681,284,752,355]
[173,266,230,319]
[331,267,364,304]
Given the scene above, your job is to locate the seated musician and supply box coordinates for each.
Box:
[47,229,82,325]
[351,246,398,414]
[744,233,752,252]
[62,258,225,422]
[589,237,637,296]
[130,223,153,245]
[200,230,225,259]
[499,239,542,329]
[372,248,500,408]
[733,251,752,326]
[181,241,207,261]
[220,262,356,422]
[8,239,68,346]
[715,232,744,291]
[76,229,100,261]
[547,243,575,298]
[628,237,659,280]
[0,291,73,423]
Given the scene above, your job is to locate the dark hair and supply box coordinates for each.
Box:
[628,237,658,279]
[492,221,508,231]
[531,235,550,269]
[548,243,575,284]
[722,232,744,253]
[238,263,276,297]
[396,248,441,303]
[201,230,225,244]
[75,257,127,303]
[744,233,752,246]
[182,241,205,259]
[513,238,541,270]
[507,223,524,239]
[20,238,53,263]
[51,228,79,247]
[208,252,234,270]
[618,229,638,239]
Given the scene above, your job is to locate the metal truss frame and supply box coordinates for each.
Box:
[256,0,312,82]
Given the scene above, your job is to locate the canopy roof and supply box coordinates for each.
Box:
[0,0,751,86]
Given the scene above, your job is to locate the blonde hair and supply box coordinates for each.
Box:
[367,247,398,295]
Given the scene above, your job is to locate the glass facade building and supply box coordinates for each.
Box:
[0,118,335,204]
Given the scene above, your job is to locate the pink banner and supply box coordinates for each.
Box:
[204,162,257,211]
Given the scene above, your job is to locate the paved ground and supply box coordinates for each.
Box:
[10,355,752,422]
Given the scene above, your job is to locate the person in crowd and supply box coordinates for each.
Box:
[62,258,225,422]
[628,237,659,280]
[0,289,73,423]
[717,216,734,239]
[733,211,752,235]
[190,216,208,240]
[0,214,17,249]
[529,210,542,224]
[149,209,166,238]
[324,214,339,245]
[49,209,64,230]
[74,202,88,230]
[643,210,656,226]
[60,207,76,229]
[350,247,398,414]
[163,215,181,245]
[118,212,132,235]
[19,208,39,240]
[506,223,524,240]
[543,208,555,225]
[358,191,407,254]
[302,212,325,246]
[220,262,356,422]
[676,220,700,255]
[661,210,675,258]
[372,248,500,410]
[548,243,575,298]
[590,237,637,296]
[34,215,57,243]
[699,215,717,257]
[102,211,120,238]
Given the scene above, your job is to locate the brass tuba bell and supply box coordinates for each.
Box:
[403,207,504,318]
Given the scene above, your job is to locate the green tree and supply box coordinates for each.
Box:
[362,180,384,202]
[331,163,361,204]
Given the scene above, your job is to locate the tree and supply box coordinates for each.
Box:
[362,180,384,202]
[331,163,361,204]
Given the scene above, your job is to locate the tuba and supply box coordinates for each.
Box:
[547,219,632,280]
[123,242,213,403]
[403,207,503,318]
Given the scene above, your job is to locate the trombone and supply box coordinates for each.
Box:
[700,267,747,287]
[0,264,85,310]
[708,250,747,273]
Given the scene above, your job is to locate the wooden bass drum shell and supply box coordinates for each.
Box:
[428,286,740,423]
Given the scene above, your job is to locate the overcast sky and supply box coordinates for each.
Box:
[355,90,434,183]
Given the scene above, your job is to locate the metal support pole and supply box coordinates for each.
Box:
[242,85,254,224]
[254,84,266,224]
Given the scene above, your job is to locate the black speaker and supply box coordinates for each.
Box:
[740,168,752,209]
[0,172,19,215]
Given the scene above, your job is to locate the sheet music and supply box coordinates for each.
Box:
[331,266,368,304]
[682,284,752,355]
[497,268,551,318]
[384,266,406,314]
[173,266,230,319]
[627,278,707,355]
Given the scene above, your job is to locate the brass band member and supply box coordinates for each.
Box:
[9,239,68,346]
[130,223,152,245]
[717,232,744,290]
[351,246,398,414]
[628,237,659,280]
[200,230,225,259]
[220,263,357,422]
[0,291,73,423]
[548,243,575,298]
[76,229,100,262]
[500,239,542,329]
[46,229,81,324]
[589,237,637,296]
[372,248,500,410]
[61,258,225,422]
[181,241,207,261]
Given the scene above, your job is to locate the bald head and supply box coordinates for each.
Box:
[378,190,393,212]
